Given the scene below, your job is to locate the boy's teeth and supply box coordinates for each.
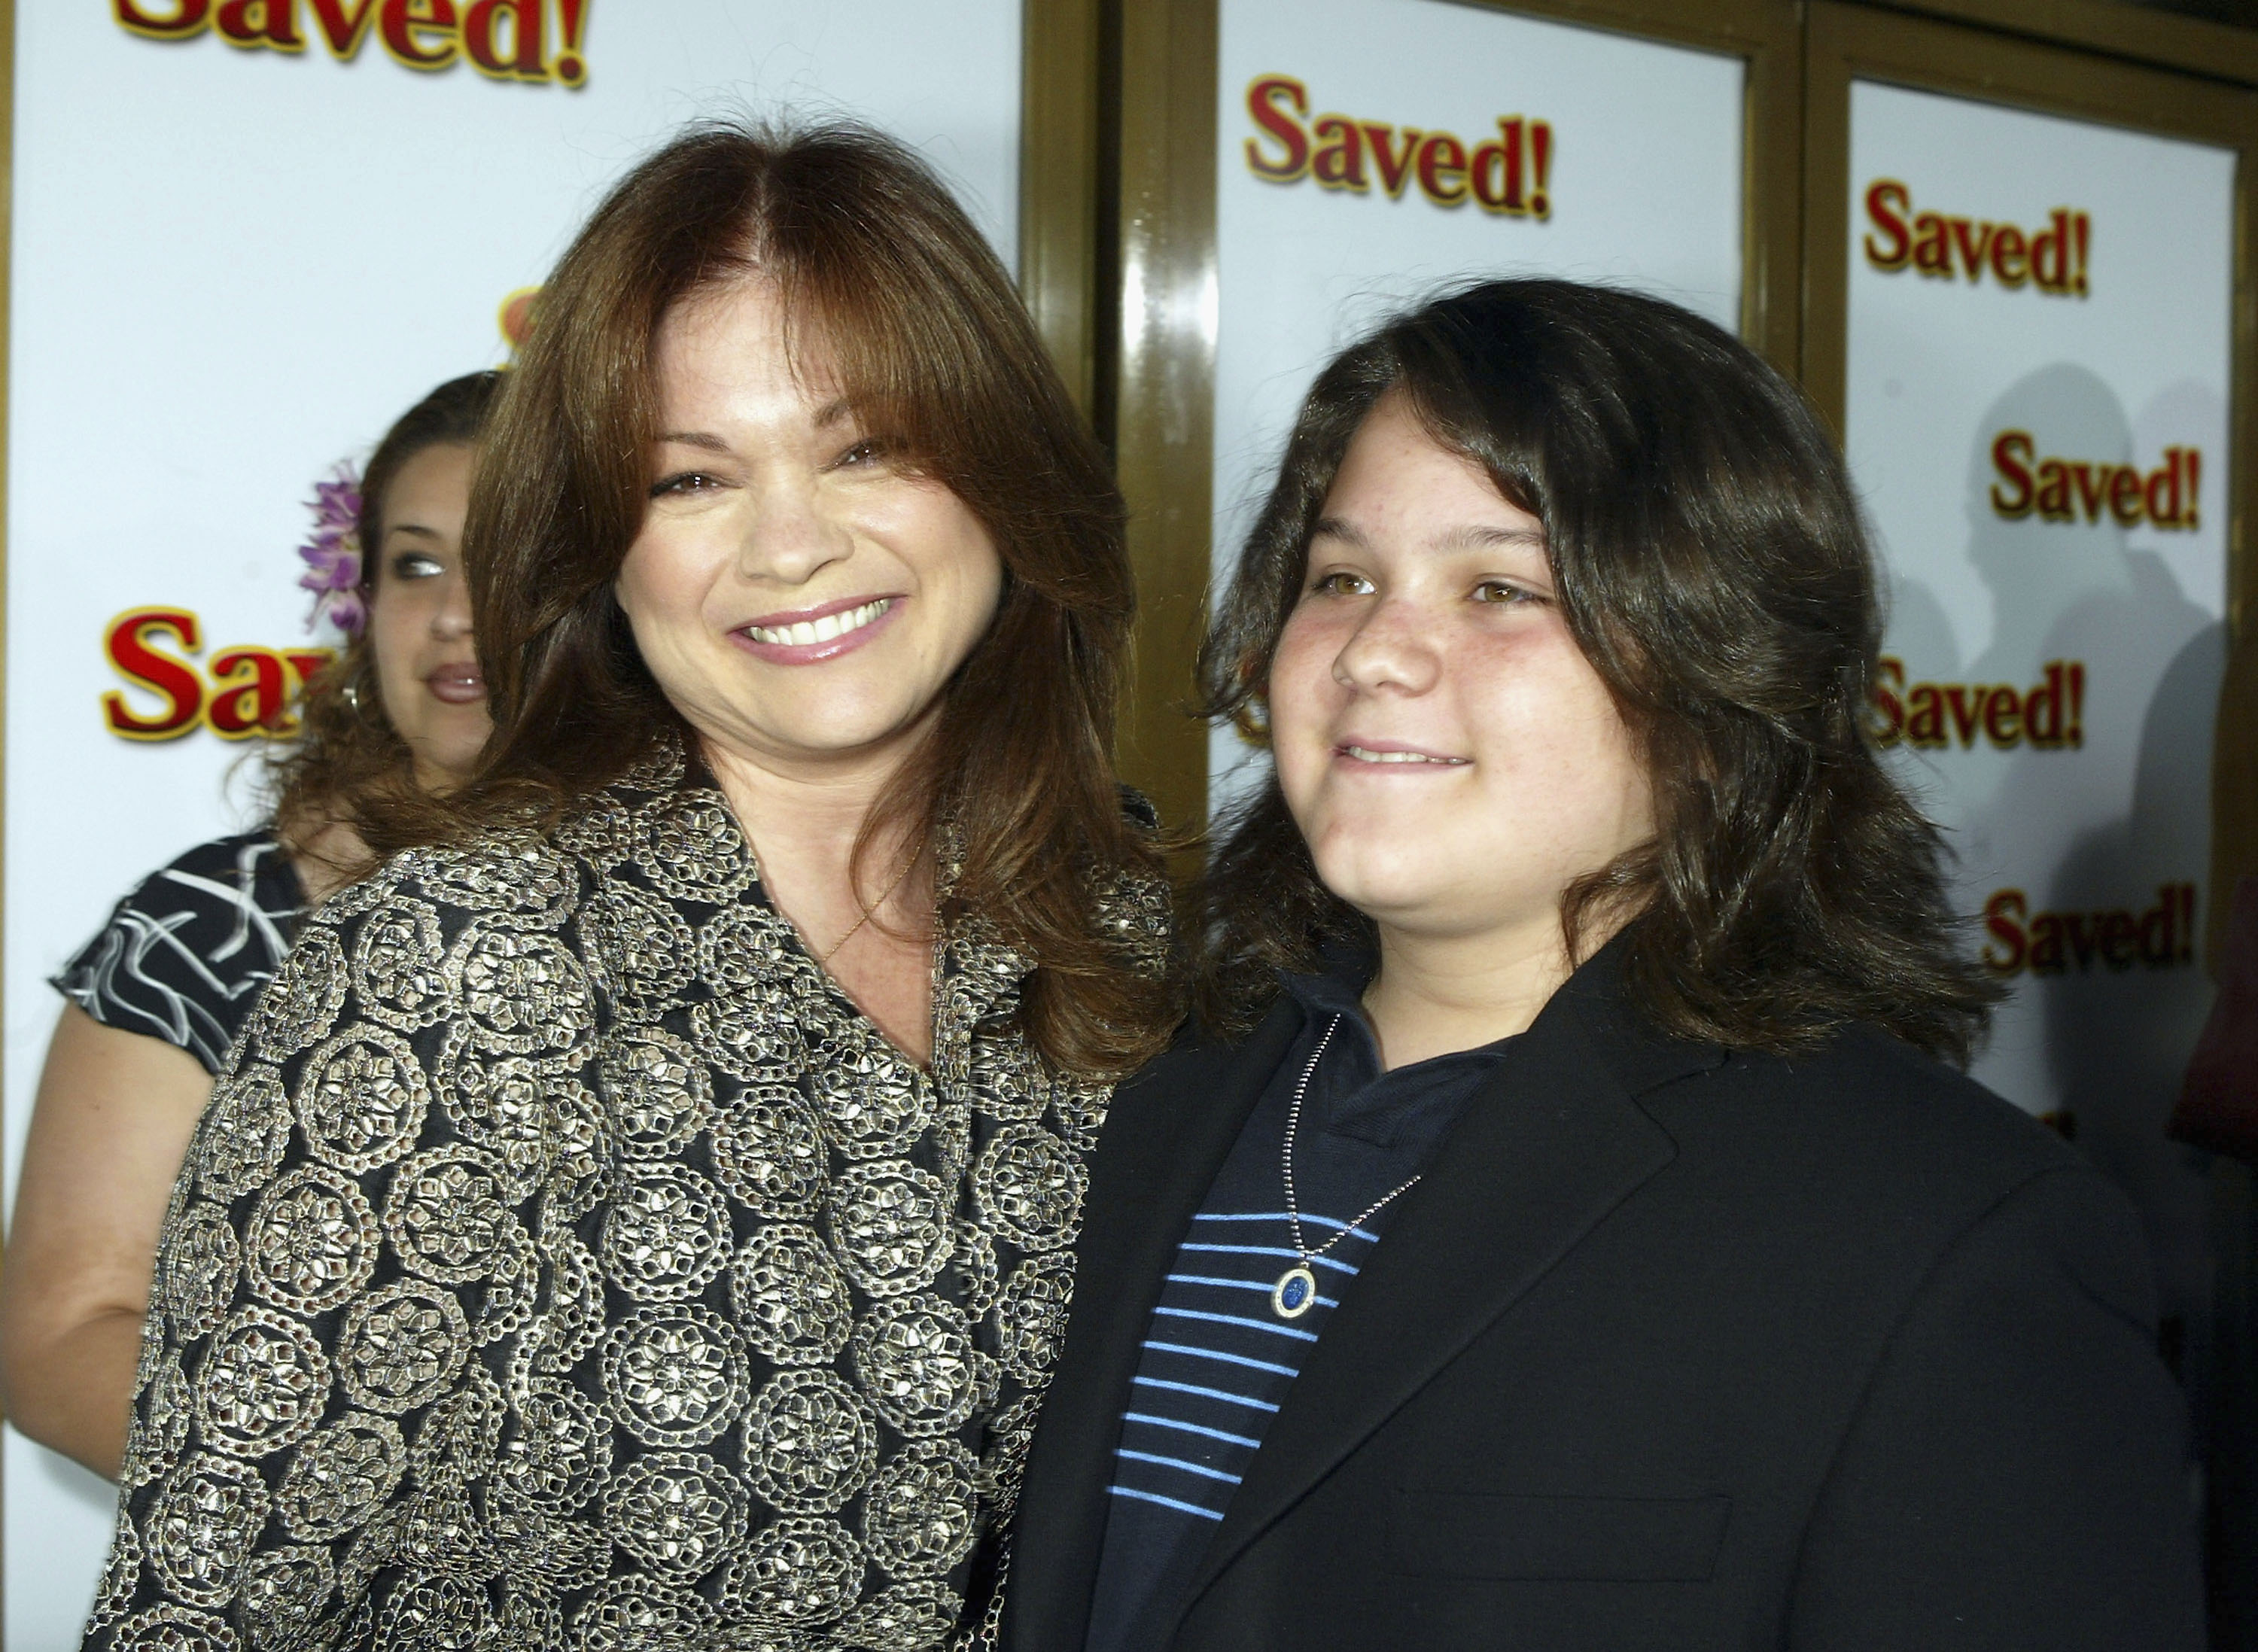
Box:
[1345,744,1464,764]
[750,598,888,647]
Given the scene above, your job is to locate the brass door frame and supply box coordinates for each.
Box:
[1023,0,1108,422]
[1867,0,2258,91]
[0,1,14,1617]
[1803,1,2258,635]
[1114,0,1222,840]
[1113,0,1804,837]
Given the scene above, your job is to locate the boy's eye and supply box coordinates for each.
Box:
[1473,580,1542,604]
[830,435,907,472]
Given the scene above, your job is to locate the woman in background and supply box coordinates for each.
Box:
[0,370,498,1479]
[1006,279,2205,1652]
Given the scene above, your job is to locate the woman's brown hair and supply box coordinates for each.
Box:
[269,370,501,859]
[1199,278,2000,1063]
[364,119,1170,1077]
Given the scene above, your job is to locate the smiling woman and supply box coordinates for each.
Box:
[80,123,1173,1651]
[607,276,1013,1054]
[269,370,504,873]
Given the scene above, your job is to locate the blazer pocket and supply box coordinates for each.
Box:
[1387,1489,1731,1582]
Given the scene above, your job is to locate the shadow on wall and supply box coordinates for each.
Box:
[1908,361,2224,1404]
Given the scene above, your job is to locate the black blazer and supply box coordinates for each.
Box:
[1006,957,2206,1651]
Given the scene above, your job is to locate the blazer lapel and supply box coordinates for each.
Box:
[1166,970,1718,1635]
[1006,997,1305,1652]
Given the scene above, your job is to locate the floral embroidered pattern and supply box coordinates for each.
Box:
[827,1161,956,1298]
[293,1027,429,1173]
[194,1066,292,1204]
[862,1439,980,1577]
[245,1165,378,1313]
[731,1224,854,1366]
[741,1371,881,1515]
[87,748,1167,1647]
[193,1310,330,1458]
[600,1305,750,1448]
[148,1456,269,1608]
[275,1416,403,1543]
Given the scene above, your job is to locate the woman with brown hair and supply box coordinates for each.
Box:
[1007,279,2203,1652]
[0,370,498,1481]
[81,121,1170,1651]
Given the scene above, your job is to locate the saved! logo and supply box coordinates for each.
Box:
[102,607,333,741]
[114,0,589,87]
[1243,75,1552,218]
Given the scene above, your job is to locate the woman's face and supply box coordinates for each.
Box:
[616,279,1005,780]
[1269,392,1654,954]
[366,441,490,789]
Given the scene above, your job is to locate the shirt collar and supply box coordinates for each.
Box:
[1276,950,1517,1145]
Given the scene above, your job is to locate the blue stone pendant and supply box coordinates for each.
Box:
[1271,1264,1318,1319]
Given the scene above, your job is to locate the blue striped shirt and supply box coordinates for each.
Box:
[1085,966,1513,1652]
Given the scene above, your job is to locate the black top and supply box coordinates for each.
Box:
[53,829,305,1074]
[1086,961,1509,1652]
[1007,942,2206,1652]
[81,744,1166,1651]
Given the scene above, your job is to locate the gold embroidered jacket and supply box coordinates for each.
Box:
[84,749,1162,1651]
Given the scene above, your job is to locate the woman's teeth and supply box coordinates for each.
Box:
[1343,744,1468,765]
[747,598,891,647]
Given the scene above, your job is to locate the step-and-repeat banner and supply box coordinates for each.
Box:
[1210,0,1747,801]
[5,0,2242,1640]
[1845,80,2232,1372]
[5,4,1021,1639]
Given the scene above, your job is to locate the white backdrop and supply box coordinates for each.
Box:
[1211,0,1746,802]
[1846,79,2233,1381]
[4,6,1021,1642]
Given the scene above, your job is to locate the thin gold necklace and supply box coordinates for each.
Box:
[738,814,923,970]
[813,851,919,966]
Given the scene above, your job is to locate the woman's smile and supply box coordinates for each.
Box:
[733,593,902,662]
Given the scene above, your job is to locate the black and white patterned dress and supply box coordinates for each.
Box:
[54,831,306,1074]
[83,743,1166,1651]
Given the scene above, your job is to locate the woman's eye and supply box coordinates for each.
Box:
[650,470,720,498]
[1309,570,1374,596]
[390,552,443,581]
[1473,580,1543,605]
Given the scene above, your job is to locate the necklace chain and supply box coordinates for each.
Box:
[1281,1014,1424,1269]
[814,850,918,966]
[738,815,921,969]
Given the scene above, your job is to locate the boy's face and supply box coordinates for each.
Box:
[1269,392,1655,961]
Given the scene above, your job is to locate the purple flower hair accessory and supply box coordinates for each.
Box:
[299,464,366,635]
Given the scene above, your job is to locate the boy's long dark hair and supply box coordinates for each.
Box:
[1198,279,1999,1063]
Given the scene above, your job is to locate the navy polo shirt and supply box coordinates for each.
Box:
[1082,962,1513,1652]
